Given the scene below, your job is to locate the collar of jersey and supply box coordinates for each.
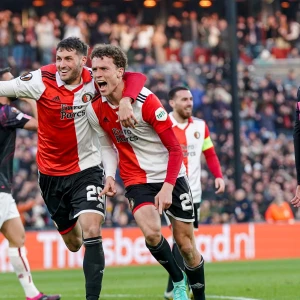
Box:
[169,112,193,126]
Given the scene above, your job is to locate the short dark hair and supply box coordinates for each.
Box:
[56,37,88,56]
[168,86,189,100]
[0,67,11,80]
[91,44,127,69]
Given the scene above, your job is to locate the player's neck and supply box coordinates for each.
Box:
[172,112,188,124]
[106,81,124,106]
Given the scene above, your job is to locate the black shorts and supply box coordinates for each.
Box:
[38,166,106,234]
[125,176,195,223]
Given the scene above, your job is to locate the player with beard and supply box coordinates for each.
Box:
[0,37,146,300]
[164,86,225,300]
[0,67,60,300]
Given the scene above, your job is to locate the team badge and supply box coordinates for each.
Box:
[155,107,167,121]
[194,131,200,139]
[82,92,93,103]
[128,198,135,211]
[20,72,33,81]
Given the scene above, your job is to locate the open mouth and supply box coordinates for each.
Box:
[98,81,107,91]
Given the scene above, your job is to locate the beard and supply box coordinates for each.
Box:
[64,68,81,85]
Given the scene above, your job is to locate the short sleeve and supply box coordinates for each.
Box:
[142,93,173,133]
[0,105,30,129]
[13,69,46,100]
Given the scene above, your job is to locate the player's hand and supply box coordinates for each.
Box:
[154,182,173,215]
[291,185,300,207]
[99,176,116,197]
[215,178,225,194]
[117,97,138,128]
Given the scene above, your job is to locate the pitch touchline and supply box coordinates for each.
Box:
[0,294,262,300]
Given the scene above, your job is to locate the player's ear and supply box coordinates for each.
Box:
[81,56,87,66]
[169,99,175,108]
[118,68,124,78]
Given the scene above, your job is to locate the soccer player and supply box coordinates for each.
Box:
[0,37,146,300]
[164,86,225,300]
[291,87,300,208]
[0,68,60,300]
[87,44,206,300]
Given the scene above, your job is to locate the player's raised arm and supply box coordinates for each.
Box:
[0,69,45,100]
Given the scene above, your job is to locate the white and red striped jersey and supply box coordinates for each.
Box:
[4,65,100,176]
[0,65,145,176]
[170,113,211,203]
[87,87,186,187]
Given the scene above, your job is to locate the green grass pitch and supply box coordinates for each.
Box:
[0,259,299,300]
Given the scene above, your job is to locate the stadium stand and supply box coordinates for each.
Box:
[0,8,299,227]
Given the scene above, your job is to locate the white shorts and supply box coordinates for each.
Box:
[0,192,20,229]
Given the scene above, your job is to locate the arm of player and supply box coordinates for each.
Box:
[202,124,225,194]
[98,134,118,197]
[86,101,117,197]
[291,97,300,207]
[154,129,183,214]
[118,72,147,129]
[0,70,45,100]
[1,105,37,131]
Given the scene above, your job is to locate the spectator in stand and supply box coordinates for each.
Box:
[266,184,294,223]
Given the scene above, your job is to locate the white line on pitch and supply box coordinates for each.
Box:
[0,294,262,300]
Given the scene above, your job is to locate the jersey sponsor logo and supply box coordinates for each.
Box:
[60,104,85,120]
[194,131,200,139]
[20,72,33,81]
[155,107,167,121]
[112,128,138,143]
[82,92,93,103]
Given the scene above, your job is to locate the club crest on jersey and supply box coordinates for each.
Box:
[82,92,93,103]
[20,72,33,81]
[155,107,167,121]
[194,131,200,139]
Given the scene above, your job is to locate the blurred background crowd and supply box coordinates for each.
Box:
[1,0,300,228]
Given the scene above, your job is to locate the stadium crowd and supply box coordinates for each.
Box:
[1,8,300,228]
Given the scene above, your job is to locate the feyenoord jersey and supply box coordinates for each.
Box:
[4,65,101,176]
[169,113,206,203]
[87,87,186,187]
[0,104,31,192]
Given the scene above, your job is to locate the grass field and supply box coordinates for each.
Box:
[0,259,299,300]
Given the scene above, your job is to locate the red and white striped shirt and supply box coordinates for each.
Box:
[87,87,186,187]
[170,113,222,203]
[0,65,145,176]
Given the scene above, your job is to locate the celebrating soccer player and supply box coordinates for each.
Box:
[87,44,207,300]
[163,86,225,300]
[0,37,146,300]
[0,67,60,300]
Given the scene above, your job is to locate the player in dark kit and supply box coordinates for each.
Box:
[0,67,60,300]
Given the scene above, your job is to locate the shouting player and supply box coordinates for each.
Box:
[0,37,146,300]
[87,44,206,300]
